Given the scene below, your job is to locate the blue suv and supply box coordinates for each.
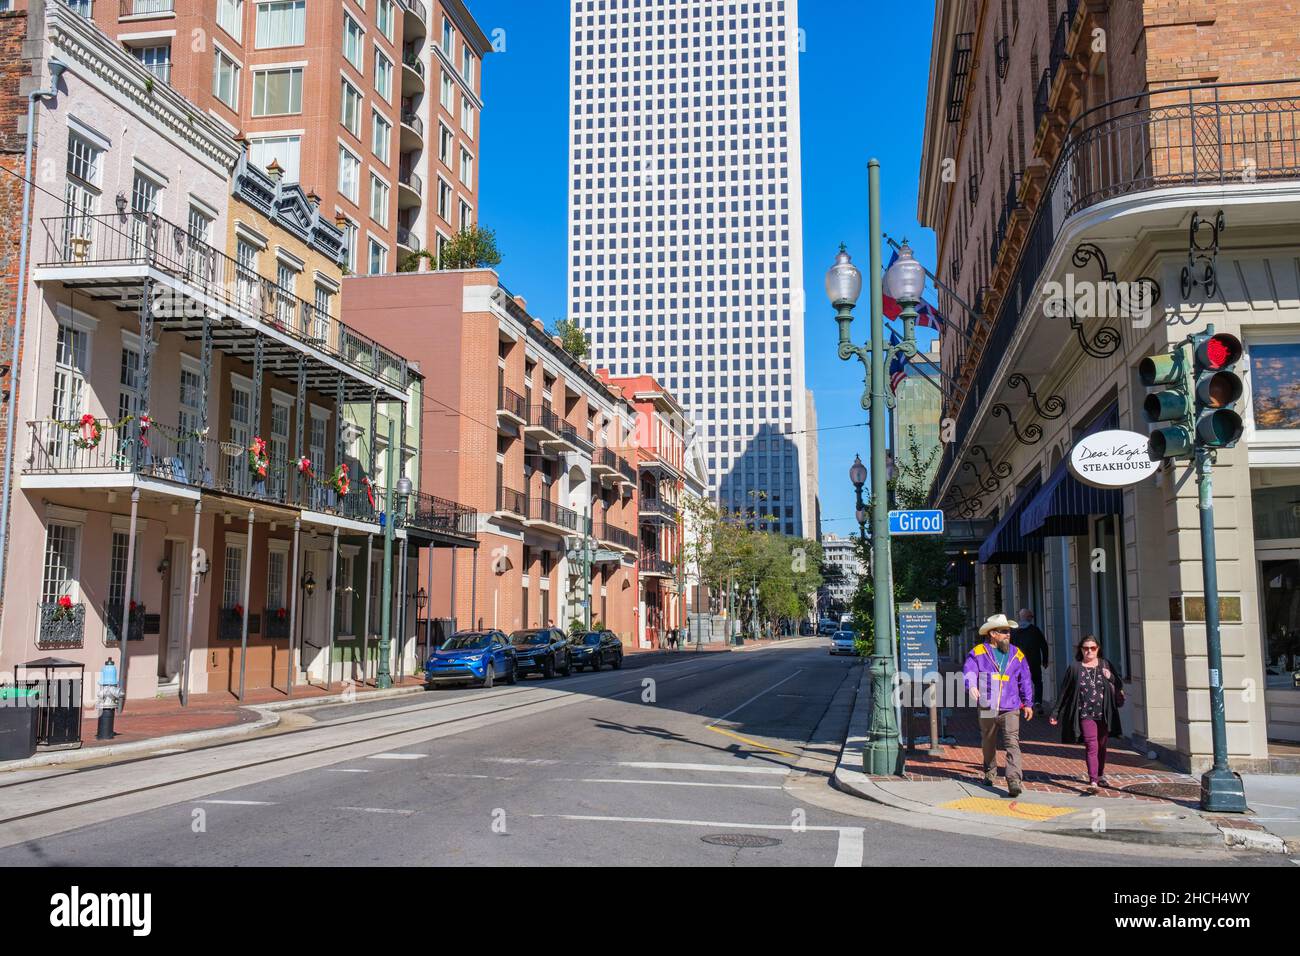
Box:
[425,630,517,688]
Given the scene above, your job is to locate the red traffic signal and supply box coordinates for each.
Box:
[1193,332,1242,371]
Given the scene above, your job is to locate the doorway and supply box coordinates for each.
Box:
[299,549,326,681]
[1257,550,1300,742]
[161,538,188,682]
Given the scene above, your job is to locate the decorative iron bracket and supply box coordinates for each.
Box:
[1181,210,1226,299]
[989,403,1044,444]
[1006,373,1065,420]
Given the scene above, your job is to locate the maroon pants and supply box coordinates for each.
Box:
[1081,717,1109,782]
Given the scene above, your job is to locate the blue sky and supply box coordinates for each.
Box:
[469,0,939,538]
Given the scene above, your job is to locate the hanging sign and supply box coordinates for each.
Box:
[1068,429,1159,488]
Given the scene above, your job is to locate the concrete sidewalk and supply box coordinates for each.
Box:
[832,665,1292,853]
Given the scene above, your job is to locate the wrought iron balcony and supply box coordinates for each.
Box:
[37,211,407,394]
[638,553,674,577]
[398,166,423,195]
[404,491,477,540]
[104,601,146,643]
[526,404,563,438]
[38,602,85,649]
[528,497,580,534]
[497,386,527,423]
[496,485,528,518]
[639,497,678,523]
[945,32,973,123]
[595,521,637,551]
[933,78,1300,503]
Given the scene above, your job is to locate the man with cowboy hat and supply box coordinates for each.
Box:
[963,613,1035,797]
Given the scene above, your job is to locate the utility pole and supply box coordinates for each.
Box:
[377,420,396,689]
[584,496,592,630]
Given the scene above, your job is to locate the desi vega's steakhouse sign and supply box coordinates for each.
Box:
[1068,429,1159,488]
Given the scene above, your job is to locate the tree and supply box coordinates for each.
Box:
[551,318,589,359]
[850,428,965,651]
[439,225,502,269]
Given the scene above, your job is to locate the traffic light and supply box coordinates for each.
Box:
[1139,345,1194,459]
[1191,330,1244,448]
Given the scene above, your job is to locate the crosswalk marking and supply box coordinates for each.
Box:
[367,753,425,760]
[617,761,790,775]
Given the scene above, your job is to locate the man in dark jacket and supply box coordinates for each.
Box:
[1016,609,1050,710]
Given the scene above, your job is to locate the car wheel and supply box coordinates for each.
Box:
[560,653,572,677]
[482,663,495,689]
[612,652,623,670]
[505,661,518,685]
[542,656,555,679]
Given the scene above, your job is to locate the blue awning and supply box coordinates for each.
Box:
[1019,458,1122,537]
[978,480,1044,565]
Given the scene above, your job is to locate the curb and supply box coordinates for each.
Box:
[0,684,429,772]
[1220,827,1290,854]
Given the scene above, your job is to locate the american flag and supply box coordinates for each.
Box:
[889,332,908,394]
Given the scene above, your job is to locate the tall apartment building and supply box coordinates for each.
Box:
[819,533,861,614]
[566,0,812,538]
[919,0,1300,767]
[88,0,487,273]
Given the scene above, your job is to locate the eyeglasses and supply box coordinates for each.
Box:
[1081,645,1099,653]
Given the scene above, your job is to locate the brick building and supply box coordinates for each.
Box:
[919,0,1300,769]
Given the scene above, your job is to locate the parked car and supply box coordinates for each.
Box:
[426,630,517,687]
[818,618,838,636]
[570,630,624,671]
[509,628,572,678]
[829,630,858,656]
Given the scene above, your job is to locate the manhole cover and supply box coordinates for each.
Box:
[701,833,781,848]
[1121,781,1201,800]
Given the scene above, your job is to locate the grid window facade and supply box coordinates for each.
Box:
[565,0,808,535]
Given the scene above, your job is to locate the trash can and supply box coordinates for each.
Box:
[0,686,40,760]
[19,658,84,749]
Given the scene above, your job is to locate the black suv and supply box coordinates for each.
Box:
[508,628,572,678]
[569,631,624,671]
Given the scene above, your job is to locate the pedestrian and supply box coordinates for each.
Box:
[1050,634,1125,793]
[1016,608,1050,709]
[962,613,1035,797]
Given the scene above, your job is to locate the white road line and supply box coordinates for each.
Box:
[482,757,559,766]
[325,768,371,773]
[573,778,782,790]
[1250,803,1298,811]
[367,753,425,760]
[336,806,415,815]
[708,669,804,726]
[530,812,846,833]
[429,772,514,780]
[835,828,865,867]
[618,761,790,775]
[196,799,276,806]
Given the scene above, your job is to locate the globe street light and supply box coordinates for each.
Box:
[828,160,918,776]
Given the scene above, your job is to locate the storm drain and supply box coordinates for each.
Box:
[1120,781,1202,801]
[701,833,781,848]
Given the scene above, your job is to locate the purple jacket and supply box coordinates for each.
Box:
[962,642,1035,712]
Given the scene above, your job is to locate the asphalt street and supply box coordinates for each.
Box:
[0,640,1288,866]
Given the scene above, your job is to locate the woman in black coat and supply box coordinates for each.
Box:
[1050,634,1125,793]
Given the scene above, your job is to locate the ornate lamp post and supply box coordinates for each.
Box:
[827,161,925,776]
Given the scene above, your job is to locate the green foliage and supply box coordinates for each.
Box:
[398,249,437,273]
[439,225,502,269]
[850,429,965,651]
[552,318,589,359]
[568,617,586,637]
[680,495,823,637]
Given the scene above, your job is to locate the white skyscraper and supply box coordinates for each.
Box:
[567,0,810,538]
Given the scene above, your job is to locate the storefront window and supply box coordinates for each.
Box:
[1250,342,1300,429]
[1259,559,1300,691]
[1092,515,1128,676]
[1252,484,1300,541]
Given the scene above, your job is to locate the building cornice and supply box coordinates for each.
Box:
[47,3,240,177]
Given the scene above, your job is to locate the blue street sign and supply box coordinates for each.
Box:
[888,509,945,536]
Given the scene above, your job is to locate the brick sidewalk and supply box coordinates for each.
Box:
[900,704,1192,804]
[77,676,426,749]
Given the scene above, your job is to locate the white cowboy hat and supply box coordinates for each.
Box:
[978,613,1019,636]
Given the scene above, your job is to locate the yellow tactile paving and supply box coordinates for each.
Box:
[937,797,1078,820]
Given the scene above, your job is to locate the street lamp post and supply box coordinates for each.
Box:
[377,416,412,689]
[826,160,925,776]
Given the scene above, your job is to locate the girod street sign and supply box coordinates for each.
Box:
[888,509,944,536]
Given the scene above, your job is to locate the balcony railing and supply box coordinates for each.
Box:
[617,455,636,484]
[398,167,423,195]
[496,486,528,518]
[527,404,562,435]
[638,553,674,577]
[639,497,678,522]
[39,211,407,390]
[497,386,527,421]
[265,607,290,640]
[529,497,580,533]
[38,602,85,649]
[595,521,637,551]
[121,0,176,15]
[404,491,477,538]
[396,225,416,249]
[402,50,426,81]
[401,111,424,138]
[104,601,146,643]
[404,0,429,24]
[934,78,1300,502]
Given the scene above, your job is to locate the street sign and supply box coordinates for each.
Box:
[897,599,939,676]
[888,509,944,536]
